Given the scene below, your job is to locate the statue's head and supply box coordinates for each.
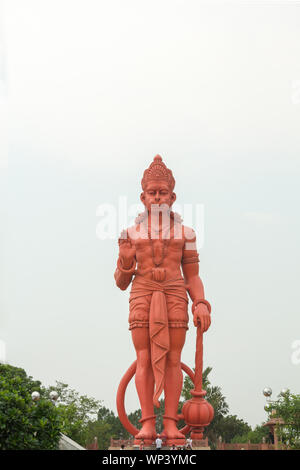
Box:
[140,155,176,213]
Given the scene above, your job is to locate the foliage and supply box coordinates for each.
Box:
[0,364,61,450]
[85,419,113,450]
[44,381,101,447]
[217,415,251,443]
[267,391,300,450]
[231,424,270,444]
[3,363,287,451]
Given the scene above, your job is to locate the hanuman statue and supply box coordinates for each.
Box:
[114,155,211,443]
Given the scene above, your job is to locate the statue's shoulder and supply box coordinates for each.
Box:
[182,225,196,242]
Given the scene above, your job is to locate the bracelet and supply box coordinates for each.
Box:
[181,255,200,265]
[117,257,136,274]
[192,299,211,314]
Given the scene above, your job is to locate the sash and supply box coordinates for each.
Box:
[130,275,188,408]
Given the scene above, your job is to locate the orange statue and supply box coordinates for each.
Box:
[114,155,213,446]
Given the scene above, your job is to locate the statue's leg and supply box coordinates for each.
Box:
[163,327,186,439]
[131,327,156,440]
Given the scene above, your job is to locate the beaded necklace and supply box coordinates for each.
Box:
[146,218,172,281]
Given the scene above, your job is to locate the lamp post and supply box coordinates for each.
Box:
[49,390,59,405]
[31,390,59,405]
[262,387,287,450]
[31,391,40,402]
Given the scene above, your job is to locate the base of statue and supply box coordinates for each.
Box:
[165,438,186,447]
[133,438,155,447]
[134,437,186,447]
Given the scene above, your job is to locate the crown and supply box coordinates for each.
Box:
[141,155,175,191]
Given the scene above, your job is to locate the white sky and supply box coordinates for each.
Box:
[1,0,300,429]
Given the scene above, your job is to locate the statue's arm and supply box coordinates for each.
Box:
[114,229,136,291]
[182,261,205,301]
[181,227,211,332]
[114,266,134,291]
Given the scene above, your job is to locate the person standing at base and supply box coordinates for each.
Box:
[155,434,163,450]
[186,437,193,449]
[139,439,145,450]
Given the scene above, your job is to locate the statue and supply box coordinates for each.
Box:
[114,155,213,446]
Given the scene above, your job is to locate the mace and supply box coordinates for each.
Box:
[181,324,214,440]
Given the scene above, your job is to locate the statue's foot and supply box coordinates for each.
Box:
[135,422,156,440]
[162,420,185,440]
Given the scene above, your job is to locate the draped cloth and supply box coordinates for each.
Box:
[129,275,188,408]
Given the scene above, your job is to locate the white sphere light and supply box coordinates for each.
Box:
[263,387,272,397]
[31,391,40,402]
[49,391,59,401]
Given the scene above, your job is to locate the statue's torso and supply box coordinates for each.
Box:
[129,222,185,281]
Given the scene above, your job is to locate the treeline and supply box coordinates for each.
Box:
[2,363,298,450]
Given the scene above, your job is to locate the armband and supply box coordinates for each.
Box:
[192,299,211,314]
[181,255,199,265]
[117,257,136,274]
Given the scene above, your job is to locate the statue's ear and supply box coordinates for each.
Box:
[140,192,145,204]
[171,192,176,204]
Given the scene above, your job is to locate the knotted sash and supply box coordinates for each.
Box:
[129,275,188,408]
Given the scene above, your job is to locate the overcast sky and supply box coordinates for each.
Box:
[1,0,300,429]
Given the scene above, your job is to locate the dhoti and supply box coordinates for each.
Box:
[129,275,188,408]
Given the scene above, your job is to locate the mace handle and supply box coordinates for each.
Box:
[194,326,203,392]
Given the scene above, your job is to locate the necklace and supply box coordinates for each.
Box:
[148,227,169,267]
[147,223,171,282]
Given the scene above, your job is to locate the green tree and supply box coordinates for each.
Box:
[85,419,113,449]
[217,415,251,443]
[45,381,101,447]
[231,424,270,444]
[267,391,300,450]
[97,406,128,440]
[127,409,142,432]
[0,364,61,450]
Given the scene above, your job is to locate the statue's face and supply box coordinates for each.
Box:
[140,181,176,212]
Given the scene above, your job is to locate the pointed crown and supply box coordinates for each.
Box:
[141,155,175,191]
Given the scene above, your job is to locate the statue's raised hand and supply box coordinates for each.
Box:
[193,303,211,333]
[118,231,136,269]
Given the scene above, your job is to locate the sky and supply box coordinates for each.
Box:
[1,0,300,430]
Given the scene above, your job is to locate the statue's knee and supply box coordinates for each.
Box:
[136,349,151,369]
[167,351,181,367]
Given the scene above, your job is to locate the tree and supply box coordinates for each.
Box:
[0,364,61,450]
[217,415,251,443]
[44,381,101,447]
[231,424,269,444]
[84,419,113,450]
[267,391,300,450]
[97,406,128,440]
